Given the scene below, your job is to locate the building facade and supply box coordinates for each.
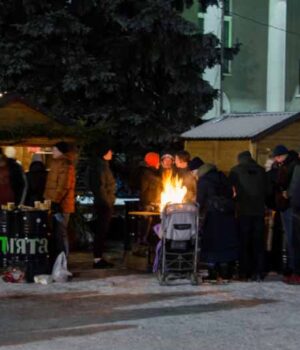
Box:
[184,0,300,118]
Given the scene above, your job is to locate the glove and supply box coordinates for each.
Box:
[51,202,61,214]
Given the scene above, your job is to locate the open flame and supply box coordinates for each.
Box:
[160,173,187,212]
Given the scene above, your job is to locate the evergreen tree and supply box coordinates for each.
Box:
[0,0,232,152]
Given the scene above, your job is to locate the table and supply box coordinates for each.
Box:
[128,211,160,217]
[126,211,161,271]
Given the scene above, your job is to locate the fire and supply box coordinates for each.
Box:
[160,173,187,211]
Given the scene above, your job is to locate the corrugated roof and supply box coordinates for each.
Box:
[181,112,300,140]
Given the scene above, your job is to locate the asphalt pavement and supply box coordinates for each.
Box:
[0,252,299,350]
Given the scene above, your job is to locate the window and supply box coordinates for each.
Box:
[223,11,232,75]
[198,0,233,75]
[224,0,231,16]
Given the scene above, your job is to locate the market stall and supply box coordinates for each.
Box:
[0,93,76,276]
[0,93,76,169]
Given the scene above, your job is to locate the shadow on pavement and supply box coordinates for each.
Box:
[0,288,277,346]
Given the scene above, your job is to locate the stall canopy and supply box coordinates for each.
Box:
[0,93,75,146]
[181,111,300,172]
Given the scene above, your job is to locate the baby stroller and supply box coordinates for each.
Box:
[157,202,199,285]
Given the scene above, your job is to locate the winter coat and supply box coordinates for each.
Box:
[25,161,48,206]
[229,155,266,216]
[86,157,116,208]
[174,167,197,203]
[277,151,299,191]
[139,166,162,208]
[0,158,25,205]
[7,158,26,205]
[289,163,300,210]
[196,164,238,263]
[265,164,279,210]
[44,153,76,213]
[275,152,299,210]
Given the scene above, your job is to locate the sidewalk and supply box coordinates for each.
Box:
[0,246,296,350]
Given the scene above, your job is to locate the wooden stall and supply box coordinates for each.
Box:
[181,112,300,173]
[0,93,75,170]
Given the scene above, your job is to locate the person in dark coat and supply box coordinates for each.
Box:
[284,155,300,283]
[0,148,25,206]
[264,157,283,274]
[25,157,48,206]
[86,141,116,269]
[272,145,299,275]
[229,151,267,281]
[189,156,204,180]
[197,163,238,281]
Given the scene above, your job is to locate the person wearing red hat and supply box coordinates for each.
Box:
[144,152,160,169]
[140,152,162,210]
[132,152,162,260]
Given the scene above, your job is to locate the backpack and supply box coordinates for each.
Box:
[207,172,235,214]
[238,165,265,197]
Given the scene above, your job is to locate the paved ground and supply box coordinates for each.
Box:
[1,252,300,350]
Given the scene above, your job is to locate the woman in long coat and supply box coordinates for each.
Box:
[197,163,238,281]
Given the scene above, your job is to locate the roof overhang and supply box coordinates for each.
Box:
[181,111,300,141]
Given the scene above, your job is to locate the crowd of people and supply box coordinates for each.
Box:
[1,140,300,285]
[0,141,117,270]
[139,145,300,284]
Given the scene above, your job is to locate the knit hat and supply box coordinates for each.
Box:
[237,150,252,163]
[189,156,204,171]
[272,144,288,157]
[144,152,160,168]
[161,153,174,161]
[91,140,112,157]
[54,142,69,154]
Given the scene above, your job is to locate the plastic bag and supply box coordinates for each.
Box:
[34,274,53,285]
[51,252,72,282]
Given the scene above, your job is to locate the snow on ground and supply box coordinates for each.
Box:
[1,273,300,350]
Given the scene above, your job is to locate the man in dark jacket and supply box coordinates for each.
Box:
[0,148,25,206]
[284,153,300,283]
[86,142,116,269]
[229,151,266,281]
[272,145,299,274]
[25,157,48,206]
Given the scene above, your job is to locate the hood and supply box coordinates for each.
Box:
[238,151,255,165]
[197,163,216,178]
[29,161,46,172]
